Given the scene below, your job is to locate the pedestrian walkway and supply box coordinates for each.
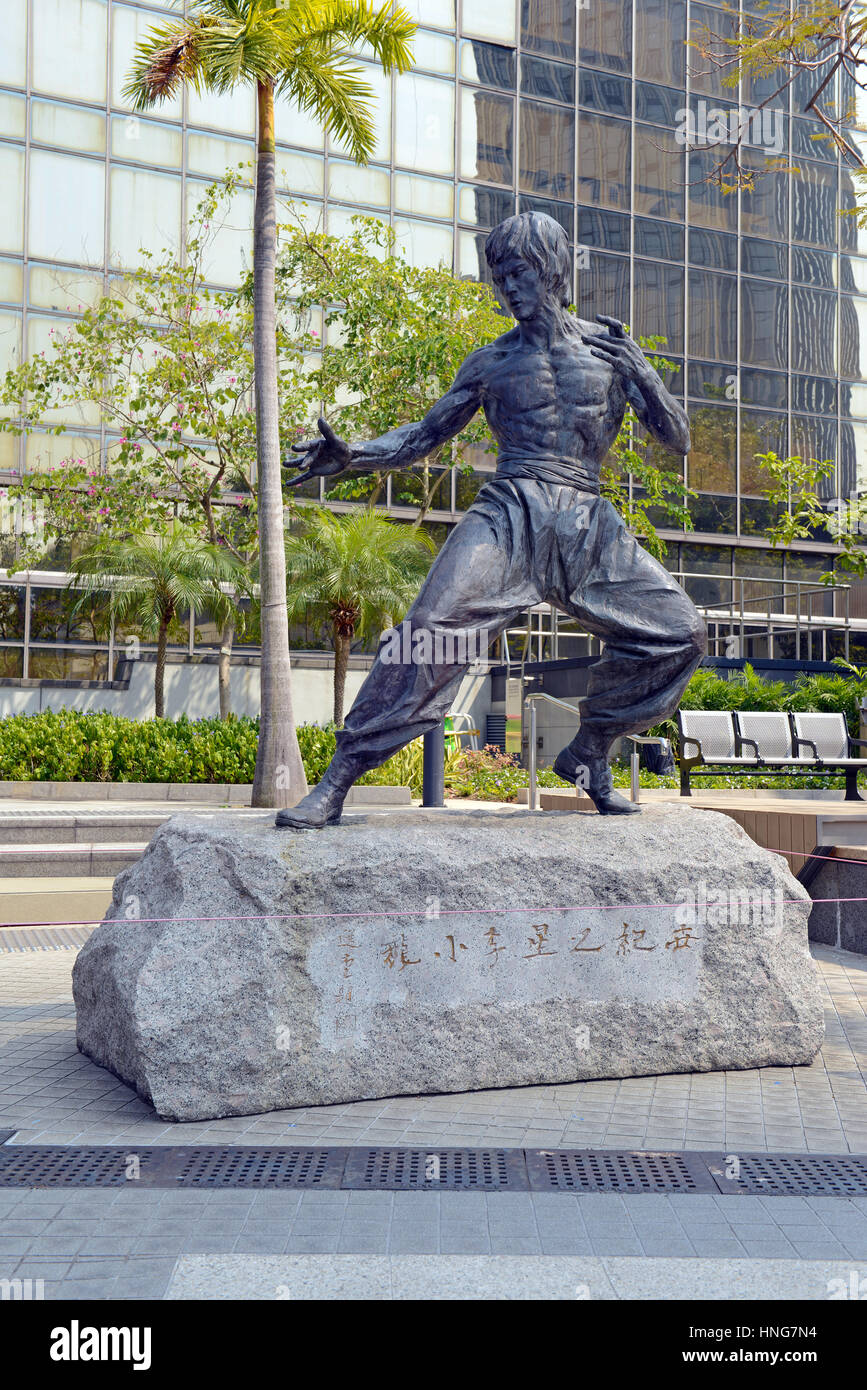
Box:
[1,941,865,1299]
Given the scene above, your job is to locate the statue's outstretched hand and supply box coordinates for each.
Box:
[285,416,353,487]
[581,315,650,388]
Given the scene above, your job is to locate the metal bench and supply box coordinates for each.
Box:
[677,709,867,801]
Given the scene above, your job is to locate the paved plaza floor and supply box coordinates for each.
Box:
[1,940,866,1300]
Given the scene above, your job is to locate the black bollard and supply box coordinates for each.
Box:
[422,721,445,807]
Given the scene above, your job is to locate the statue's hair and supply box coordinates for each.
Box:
[484,212,572,306]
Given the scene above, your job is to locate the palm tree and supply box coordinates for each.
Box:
[285,507,433,726]
[124,1,415,805]
[69,524,244,719]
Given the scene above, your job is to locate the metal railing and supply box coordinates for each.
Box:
[524,690,581,812]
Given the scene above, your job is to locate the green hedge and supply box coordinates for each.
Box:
[0,661,864,792]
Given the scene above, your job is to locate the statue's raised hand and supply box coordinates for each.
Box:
[580,315,650,389]
[285,416,352,487]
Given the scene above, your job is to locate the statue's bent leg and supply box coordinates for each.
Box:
[276,497,539,829]
[550,496,706,813]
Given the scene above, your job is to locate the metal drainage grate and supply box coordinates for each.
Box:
[172,1146,345,1189]
[342,1147,528,1191]
[526,1149,717,1194]
[708,1151,867,1197]
[0,1146,146,1187]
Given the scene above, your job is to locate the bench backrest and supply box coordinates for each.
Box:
[791,712,849,761]
[679,710,737,760]
[736,711,795,760]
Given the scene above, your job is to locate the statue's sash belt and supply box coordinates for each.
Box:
[494,455,600,493]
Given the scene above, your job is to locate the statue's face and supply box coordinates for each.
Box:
[490,254,549,321]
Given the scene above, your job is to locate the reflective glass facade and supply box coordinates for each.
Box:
[2,0,866,581]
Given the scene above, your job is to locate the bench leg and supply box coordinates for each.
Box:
[844,768,865,802]
[680,766,691,797]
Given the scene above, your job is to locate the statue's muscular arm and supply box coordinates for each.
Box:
[581,316,690,457]
[348,343,496,471]
[287,341,504,486]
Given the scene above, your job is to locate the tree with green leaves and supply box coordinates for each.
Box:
[124,0,415,806]
[284,506,434,725]
[690,1,867,194]
[68,522,244,718]
[0,178,306,719]
[275,215,508,519]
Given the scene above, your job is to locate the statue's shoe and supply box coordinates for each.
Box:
[552,747,640,816]
[274,786,344,830]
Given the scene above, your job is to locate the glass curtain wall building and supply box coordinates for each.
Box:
[1,0,867,675]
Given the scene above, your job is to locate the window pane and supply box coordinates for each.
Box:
[0,91,26,140]
[635,83,685,127]
[634,260,684,353]
[328,161,390,208]
[576,252,629,325]
[578,115,630,211]
[460,87,513,184]
[112,115,183,168]
[740,413,787,493]
[405,0,455,25]
[792,375,836,415]
[688,227,737,270]
[394,220,453,270]
[579,0,631,74]
[792,246,836,288]
[634,219,684,261]
[634,124,684,220]
[0,311,22,377]
[840,421,867,493]
[460,41,515,89]
[32,101,106,155]
[636,0,687,88]
[395,173,454,219]
[688,270,738,360]
[331,64,390,162]
[520,0,574,59]
[275,150,324,197]
[520,56,574,104]
[0,0,26,88]
[0,261,24,304]
[28,265,103,311]
[186,131,254,179]
[741,279,788,369]
[740,369,788,410]
[188,86,255,138]
[578,69,630,117]
[792,159,838,248]
[689,3,738,99]
[519,102,573,200]
[187,182,253,286]
[28,649,110,680]
[111,4,182,119]
[0,586,25,640]
[463,0,516,45]
[518,195,572,238]
[275,94,324,152]
[29,152,105,266]
[577,207,630,253]
[791,288,837,375]
[791,118,836,163]
[740,162,789,241]
[688,361,737,402]
[688,404,737,493]
[791,416,838,478]
[110,166,182,271]
[458,184,514,227]
[688,147,737,231]
[413,29,455,74]
[33,0,107,104]
[0,147,25,255]
[741,237,787,279]
[396,74,455,175]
